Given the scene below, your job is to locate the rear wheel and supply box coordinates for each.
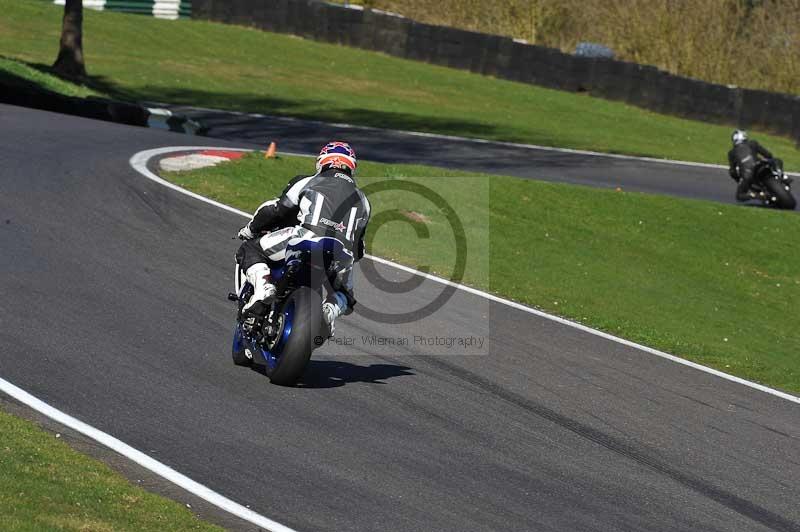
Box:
[763,178,796,210]
[265,287,322,386]
[231,323,253,366]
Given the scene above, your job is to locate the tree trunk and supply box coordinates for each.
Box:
[52,0,86,79]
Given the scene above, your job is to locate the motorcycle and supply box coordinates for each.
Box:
[750,159,796,210]
[228,236,353,385]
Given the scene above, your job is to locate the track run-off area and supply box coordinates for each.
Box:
[1,104,799,531]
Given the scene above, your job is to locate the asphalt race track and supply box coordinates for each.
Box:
[1,103,799,531]
[166,104,740,204]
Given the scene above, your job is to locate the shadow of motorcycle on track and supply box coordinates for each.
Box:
[249,360,415,388]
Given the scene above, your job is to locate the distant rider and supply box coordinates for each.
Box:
[235,141,370,336]
[728,129,776,202]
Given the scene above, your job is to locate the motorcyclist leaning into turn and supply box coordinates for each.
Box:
[728,129,780,202]
[235,141,371,336]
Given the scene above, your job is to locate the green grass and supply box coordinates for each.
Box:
[0,57,103,98]
[0,407,222,532]
[165,153,800,394]
[3,0,800,169]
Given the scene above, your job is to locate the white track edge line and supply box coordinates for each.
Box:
[152,104,799,177]
[0,377,297,532]
[132,146,800,405]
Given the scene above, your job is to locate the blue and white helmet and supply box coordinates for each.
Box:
[316,141,357,175]
[732,129,748,145]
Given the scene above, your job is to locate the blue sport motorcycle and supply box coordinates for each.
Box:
[228,236,353,385]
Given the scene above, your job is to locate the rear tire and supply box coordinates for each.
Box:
[266,287,322,386]
[763,178,797,210]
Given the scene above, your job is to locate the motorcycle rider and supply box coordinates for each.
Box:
[235,141,370,336]
[728,129,777,202]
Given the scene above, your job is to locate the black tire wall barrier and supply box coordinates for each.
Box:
[193,0,800,143]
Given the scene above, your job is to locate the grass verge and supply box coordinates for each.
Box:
[0,57,103,98]
[0,406,221,531]
[3,1,800,169]
[165,152,800,394]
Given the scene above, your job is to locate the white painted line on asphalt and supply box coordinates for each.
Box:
[0,377,298,532]
[151,104,800,177]
[130,146,253,217]
[130,146,800,405]
[365,255,800,405]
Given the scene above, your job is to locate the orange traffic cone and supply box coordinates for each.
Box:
[265,142,277,159]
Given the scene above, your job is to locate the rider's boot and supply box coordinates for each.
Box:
[243,263,276,323]
[736,177,758,202]
[322,292,348,338]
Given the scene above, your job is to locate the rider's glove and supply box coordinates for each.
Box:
[238,224,255,240]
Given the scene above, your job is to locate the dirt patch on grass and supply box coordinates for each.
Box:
[401,210,430,223]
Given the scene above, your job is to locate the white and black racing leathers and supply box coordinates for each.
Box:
[235,168,371,311]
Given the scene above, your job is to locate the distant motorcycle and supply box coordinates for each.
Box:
[749,159,796,210]
[228,236,353,385]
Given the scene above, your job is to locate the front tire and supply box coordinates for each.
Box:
[266,287,322,386]
[763,178,797,210]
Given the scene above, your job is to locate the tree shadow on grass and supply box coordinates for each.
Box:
[1,57,118,98]
[7,58,503,144]
[153,87,500,139]
[8,58,318,110]
[0,59,58,91]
